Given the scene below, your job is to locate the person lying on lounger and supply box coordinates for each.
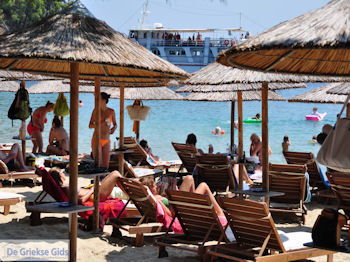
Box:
[139,175,224,217]
[49,168,122,203]
[0,143,34,172]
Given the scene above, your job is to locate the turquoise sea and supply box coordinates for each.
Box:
[0,83,343,164]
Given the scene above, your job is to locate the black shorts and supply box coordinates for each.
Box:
[7,159,15,171]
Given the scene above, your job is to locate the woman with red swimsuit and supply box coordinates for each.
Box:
[27,101,54,154]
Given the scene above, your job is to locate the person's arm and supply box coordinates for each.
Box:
[110,110,117,134]
[48,129,54,145]
[78,188,94,203]
[88,109,96,129]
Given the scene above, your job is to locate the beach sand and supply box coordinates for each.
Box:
[1,178,349,262]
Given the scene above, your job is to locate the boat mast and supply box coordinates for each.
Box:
[138,0,150,29]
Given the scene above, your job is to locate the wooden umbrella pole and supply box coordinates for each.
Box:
[20,81,26,159]
[237,92,244,190]
[93,77,101,231]
[347,103,350,118]
[118,87,125,175]
[261,82,269,195]
[69,62,79,262]
[230,100,235,153]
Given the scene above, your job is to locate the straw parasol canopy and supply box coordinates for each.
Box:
[27,80,107,94]
[326,83,350,95]
[185,90,285,102]
[177,82,306,93]
[0,69,57,81]
[289,84,348,104]
[0,81,19,92]
[217,0,350,77]
[106,87,183,100]
[185,63,347,86]
[0,13,188,82]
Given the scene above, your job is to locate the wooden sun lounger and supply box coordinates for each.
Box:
[0,192,25,215]
[206,198,336,262]
[154,190,228,259]
[0,170,38,187]
[327,171,350,215]
[283,151,326,191]
[172,142,198,174]
[109,177,166,247]
[195,154,237,194]
[269,164,307,224]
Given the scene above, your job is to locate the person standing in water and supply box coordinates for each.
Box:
[27,101,54,154]
[89,92,117,168]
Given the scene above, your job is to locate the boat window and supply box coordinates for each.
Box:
[169,50,185,56]
[152,49,160,55]
[192,50,202,56]
[143,32,148,38]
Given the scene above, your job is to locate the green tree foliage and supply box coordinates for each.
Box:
[0,0,76,32]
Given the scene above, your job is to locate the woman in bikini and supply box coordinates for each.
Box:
[27,101,54,154]
[49,168,122,203]
[89,92,117,168]
[46,117,69,156]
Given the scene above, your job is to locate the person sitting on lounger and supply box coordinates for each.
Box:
[0,143,34,172]
[140,175,224,217]
[49,168,122,203]
[46,117,69,156]
[186,133,211,154]
[139,139,160,161]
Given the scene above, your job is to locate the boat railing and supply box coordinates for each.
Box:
[147,38,238,47]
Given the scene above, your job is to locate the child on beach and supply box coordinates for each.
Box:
[282,136,291,152]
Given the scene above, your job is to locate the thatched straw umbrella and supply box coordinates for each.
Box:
[327,83,350,95]
[0,81,19,92]
[289,84,348,104]
[217,0,350,78]
[184,62,347,85]
[107,87,183,100]
[28,80,100,93]
[0,13,187,261]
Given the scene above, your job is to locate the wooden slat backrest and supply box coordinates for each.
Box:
[327,171,350,210]
[166,190,226,241]
[219,197,285,253]
[117,177,157,221]
[269,164,307,204]
[283,151,322,188]
[196,154,230,165]
[172,142,198,173]
[327,171,350,187]
[123,137,148,165]
[196,163,237,192]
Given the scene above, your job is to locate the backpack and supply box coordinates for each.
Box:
[8,86,32,121]
[54,93,70,117]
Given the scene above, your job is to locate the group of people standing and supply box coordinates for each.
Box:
[26,92,116,169]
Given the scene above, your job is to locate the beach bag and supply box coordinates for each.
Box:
[317,95,350,172]
[54,93,70,117]
[8,86,32,121]
[312,208,347,248]
[126,101,150,121]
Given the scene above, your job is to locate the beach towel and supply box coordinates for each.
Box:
[79,198,126,229]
